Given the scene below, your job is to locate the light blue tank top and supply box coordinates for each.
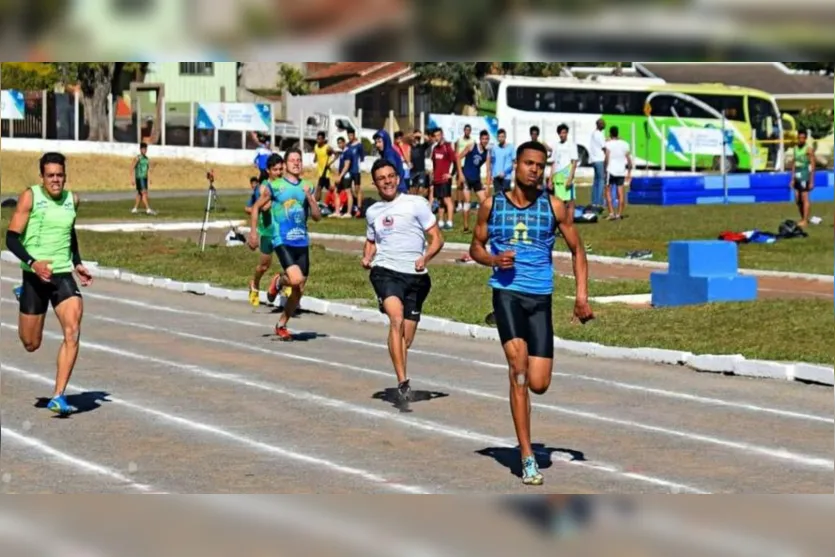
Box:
[269,177,310,248]
[487,191,557,295]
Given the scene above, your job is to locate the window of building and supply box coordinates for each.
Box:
[179,63,214,76]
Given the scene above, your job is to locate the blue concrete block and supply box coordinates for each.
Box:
[650,273,758,307]
[703,174,751,190]
[668,240,740,277]
[749,172,788,190]
[809,186,834,203]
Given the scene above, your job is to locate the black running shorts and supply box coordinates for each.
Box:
[275,245,310,277]
[369,266,432,322]
[492,288,553,359]
[433,180,452,200]
[317,176,330,191]
[19,271,81,315]
[465,178,484,193]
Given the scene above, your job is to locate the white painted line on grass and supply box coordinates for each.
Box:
[1,427,162,494]
[1,363,430,495]
[5,310,828,473]
[7,289,827,424]
[0,325,710,494]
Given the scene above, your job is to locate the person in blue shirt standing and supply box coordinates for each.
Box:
[253,136,273,183]
[248,148,322,341]
[469,141,593,486]
[457,130,491,232]
[490,128,515,193]
[346,128,365,214]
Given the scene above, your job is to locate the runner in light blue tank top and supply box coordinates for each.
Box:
[469,140,593,488]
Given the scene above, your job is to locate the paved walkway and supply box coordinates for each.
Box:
[1,271,831,496]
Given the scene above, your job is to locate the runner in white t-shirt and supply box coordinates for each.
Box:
[604,126,632,220]
[362,159,445,405]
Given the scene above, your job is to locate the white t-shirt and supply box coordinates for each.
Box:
[365,194,437,275]
[589,129,606,163]
[605,139,631,177]
[552,140,578,176]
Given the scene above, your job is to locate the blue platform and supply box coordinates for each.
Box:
[650,241,758,307]
[629,170,834,205]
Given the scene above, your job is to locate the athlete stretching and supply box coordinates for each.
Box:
[246,155,284,306]
[249,148,322,340]
[5,152,93,415]
[469,141,593,486]
[362,159,444,402]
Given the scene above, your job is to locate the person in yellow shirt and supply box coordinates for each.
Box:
[313,132,336,202]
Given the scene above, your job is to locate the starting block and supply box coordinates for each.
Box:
[650,241,758,307]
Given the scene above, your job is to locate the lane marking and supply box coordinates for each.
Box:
[1,331,710,494]
[2,287,827,424]
[1,427,162,494]
[1,363,430,494]
[9,312,829,473]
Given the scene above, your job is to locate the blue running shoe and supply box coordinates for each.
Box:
[12,285,23,300]
[521,456,543,486]
[47,395,76,416]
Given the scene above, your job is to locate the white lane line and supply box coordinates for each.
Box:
[10,285,825,424]
[0,363,430,495]
[7,312,827,473]
[1,427,163,494]
[0,329,710,493]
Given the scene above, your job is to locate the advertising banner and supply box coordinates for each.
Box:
[195,102,272,131]
[1,90,25,120]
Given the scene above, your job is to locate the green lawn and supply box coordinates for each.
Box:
[31,189,835,275]
[1,216,830,364]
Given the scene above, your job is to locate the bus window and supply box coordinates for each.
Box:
[747,96,780,140]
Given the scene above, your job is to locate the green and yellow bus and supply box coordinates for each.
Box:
[480,75,797,171]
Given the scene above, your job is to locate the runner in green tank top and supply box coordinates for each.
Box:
[790,130,816,227]
[131,142,157,215]
[5,152,93,415]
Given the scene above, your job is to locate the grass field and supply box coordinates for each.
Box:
[0,208,830,363]
[0,151,372,193]
[17,189,833,275]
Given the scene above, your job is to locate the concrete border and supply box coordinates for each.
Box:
[2,250,830,386]
[75,221,835,283]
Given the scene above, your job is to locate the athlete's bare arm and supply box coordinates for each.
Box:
[551,196,592,321]
[808,145,816,188]
[423,223,444,265]
[305,185,322,222]
[469,197,497,267]
[361,238,376,268]
[247,185,271,248]
[7,188,33,235]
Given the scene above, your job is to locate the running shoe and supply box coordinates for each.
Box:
[521,456,544,486]
[397,379,412,402]
[266,274,281,303]
[248,284,260,307]
[47,395,76,416]
[12,285,23,300]
[275,325,292,341]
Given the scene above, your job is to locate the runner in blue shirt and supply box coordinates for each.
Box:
[469,141,593,486]
[346,128,365,213]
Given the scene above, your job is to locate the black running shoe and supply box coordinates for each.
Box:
[397,379,412,402]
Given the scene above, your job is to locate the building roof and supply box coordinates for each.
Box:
[309,62,412,95]
[636,62,834,96]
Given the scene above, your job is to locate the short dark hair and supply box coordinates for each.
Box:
[266,153,284,168]
[39,152,66,175]
[557,124,569,134]
[497,128,506,135]
[316,131,326,139]
[394,130,403,139]
[464,124,472,130]
[413,129,422,134]
[609,126,619,138]
[516,141,548,160]
[371,158,398,180]
[346,128,356,135]
[284,148,302,161]
[798,130,808,137]
[250,176,260,183]
[479,130,489,138]
[529,125,539,134]
[432,127,442,135]
[140,142,148,149]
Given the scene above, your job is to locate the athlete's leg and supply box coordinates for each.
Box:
[443,183,455,226]
[462,185,472,231]
[18,273,48,352]
[616,184,625,218]
[502,337,534,459]
[800,189,811,226]
[277,265,305,328]
[18,314,46,352]
[382,296,408,384]
[52,295,83,398]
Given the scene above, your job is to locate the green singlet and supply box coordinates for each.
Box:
[20,185,76,274]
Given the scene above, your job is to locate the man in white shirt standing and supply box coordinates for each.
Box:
[604,126,632,220]
[551,124,579,215]
[588,118,606,208]
[363,159,445,403]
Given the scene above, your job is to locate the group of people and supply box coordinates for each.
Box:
[243,135,594,486]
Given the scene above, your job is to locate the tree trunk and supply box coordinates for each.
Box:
[81,81,111,141]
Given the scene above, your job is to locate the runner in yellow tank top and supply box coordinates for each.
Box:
[314,132,336,202]
[5,152,93,415]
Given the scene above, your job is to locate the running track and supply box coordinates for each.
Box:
[1,271,832,495]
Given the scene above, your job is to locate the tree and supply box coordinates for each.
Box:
[412,63,490,114]
[276,64,310,96]
[795,106,833,139]
[0,62,60,90]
